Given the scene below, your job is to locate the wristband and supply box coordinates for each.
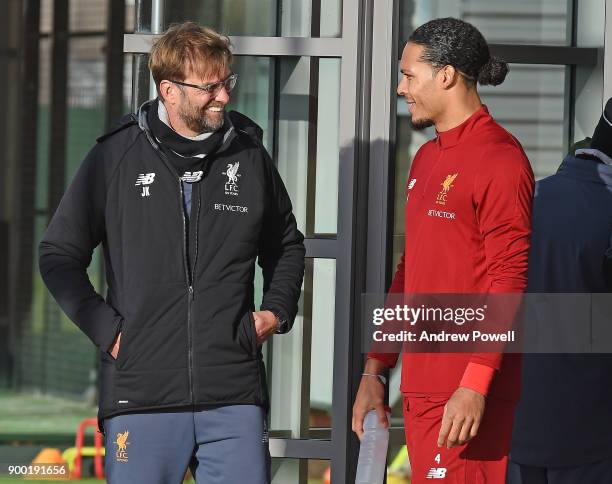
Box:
[362,373,387,385]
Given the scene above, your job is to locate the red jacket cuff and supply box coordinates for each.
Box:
[459,362,496,396]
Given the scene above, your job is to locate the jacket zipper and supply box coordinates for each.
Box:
[193,189,202,287]
[179,180,195,404]
[145,136,197,405]
[140,119,217,407]
[421,151,444,199]
[188,189,202,403]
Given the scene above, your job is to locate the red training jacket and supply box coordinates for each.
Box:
[369,105,534,401]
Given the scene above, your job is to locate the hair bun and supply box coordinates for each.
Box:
[477,56,509,86]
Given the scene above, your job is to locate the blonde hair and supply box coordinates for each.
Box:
[149,22,233,99]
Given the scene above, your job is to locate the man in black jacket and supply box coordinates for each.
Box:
[39,22,305,484]
[508,100,612,483]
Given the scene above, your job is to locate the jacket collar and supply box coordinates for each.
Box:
[137,99,237,156]
[557,154,612,188]
[574,148,612,166]
[435,105,491,149]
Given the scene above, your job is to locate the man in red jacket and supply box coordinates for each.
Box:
[352,18,534,483]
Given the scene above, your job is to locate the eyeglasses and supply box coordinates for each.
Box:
[170,73,238,96]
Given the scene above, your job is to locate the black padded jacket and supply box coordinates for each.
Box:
[39,100,305,422]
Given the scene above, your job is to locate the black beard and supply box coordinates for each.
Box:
[409,117,435,131]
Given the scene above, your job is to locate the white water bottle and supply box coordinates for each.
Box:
[355,409,390,483]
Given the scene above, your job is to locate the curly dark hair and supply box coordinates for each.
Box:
[409,17,508,86]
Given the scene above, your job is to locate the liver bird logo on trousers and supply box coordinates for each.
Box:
[115,430,129,462]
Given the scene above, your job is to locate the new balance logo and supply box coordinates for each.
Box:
[135,173,155,197]
[181,171,203,183]
[135,173,156,186]
[407,178,417,201]
[426,467,447,479]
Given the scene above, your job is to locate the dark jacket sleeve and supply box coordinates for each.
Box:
[39,142,123,351]
[257,151,306,333]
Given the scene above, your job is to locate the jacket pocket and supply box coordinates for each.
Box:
[114,322,130,370]
[238,311,258,359]
[409,395,448,419]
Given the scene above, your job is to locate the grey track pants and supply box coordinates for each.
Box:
[103,405,271,484]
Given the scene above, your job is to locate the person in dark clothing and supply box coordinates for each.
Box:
[508,98,612,484]
[39,22,305,484]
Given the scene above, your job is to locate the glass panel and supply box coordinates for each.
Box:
[69,0,108,32]
[40,0,53,34]
[36,38,52,212]
[573,0,606,144]
[277,57,309,234]
[399,0,571,47]
[164,0,276,36]
[319,0,343,37]
[228,56,274,150]
[66,37,106,184]
[480,64,567,180]
[267,258,336,437]
[126,0,137,32]
[393,62,568,268]
[309,259,335,430]
[277,57,341,236]
[163,0,342,37]
[314,58,341,235]
[132,53,152,109]
[279,0,342,37]
[124,54,135,112]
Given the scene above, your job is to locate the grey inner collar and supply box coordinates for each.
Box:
[156,100,213,159]
[158,100,214,142]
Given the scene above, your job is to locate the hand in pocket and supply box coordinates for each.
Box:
[252,311,279,345]
[109,332,122,360]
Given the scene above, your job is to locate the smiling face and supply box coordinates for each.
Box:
[176,69,231,133]
[397,42,444,131]
[159,67,231,135]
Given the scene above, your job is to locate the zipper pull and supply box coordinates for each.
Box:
[189,286,194,300]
